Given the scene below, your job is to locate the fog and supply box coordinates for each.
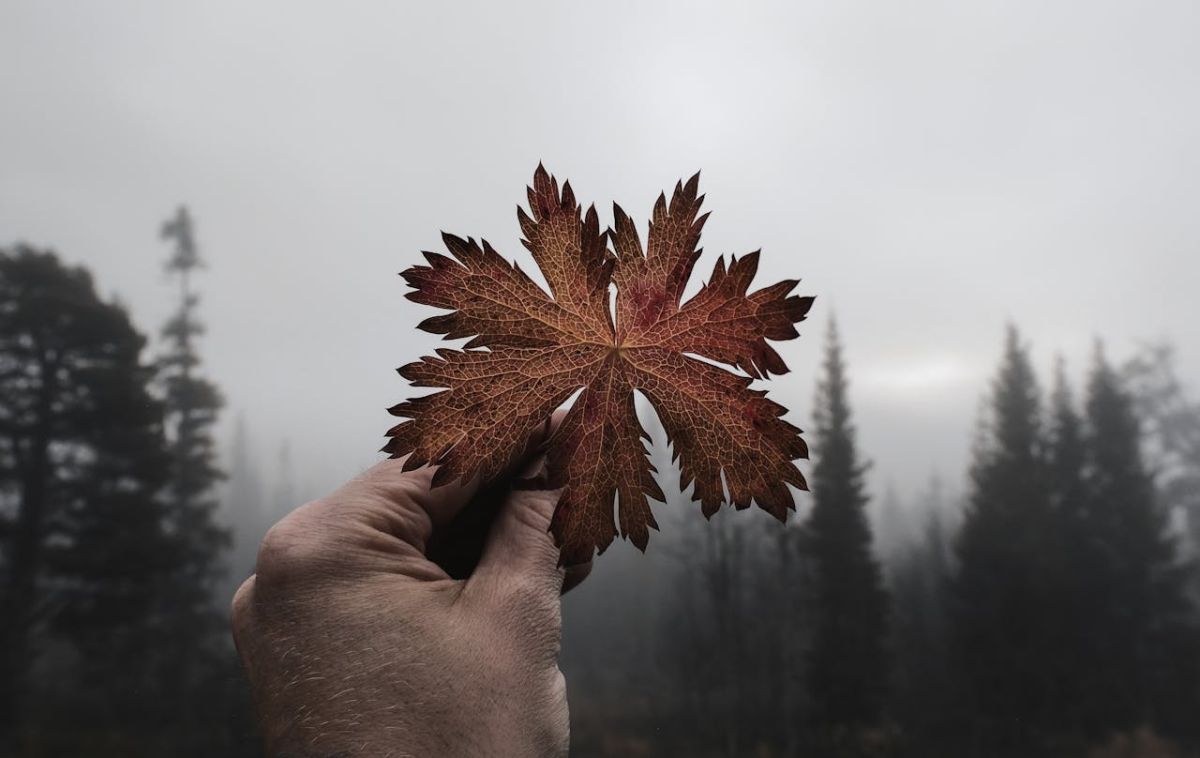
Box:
[4,1,1197,505]
[6,3,1200,756]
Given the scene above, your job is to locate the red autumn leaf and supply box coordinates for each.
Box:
[385,165,813,564]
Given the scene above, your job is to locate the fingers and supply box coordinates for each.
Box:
[464,479,593,595]
[292,412,565,555]
[467,453,565,595]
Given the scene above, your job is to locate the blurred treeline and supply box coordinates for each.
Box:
[3,224,1200,758]
[562,324,1200,758]
[0,221,262,757]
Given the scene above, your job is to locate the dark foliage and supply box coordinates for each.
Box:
[1081,348,1199,739]
[4,232,1200,758]
[887,490,957,756]
[952,326,1063,752]
[949,329,1200,756]
[564,324,1200,758]
[154,207,253,756]
[806,320,891,746]
[0,233,255,757]
[0,247,172,752]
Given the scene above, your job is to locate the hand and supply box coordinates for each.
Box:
[231,420,589,757]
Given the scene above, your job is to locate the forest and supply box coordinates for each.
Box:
[2,220,1200,758]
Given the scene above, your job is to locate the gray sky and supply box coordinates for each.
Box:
[2,0,1198,509]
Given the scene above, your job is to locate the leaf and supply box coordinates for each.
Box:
[386,165,814,564]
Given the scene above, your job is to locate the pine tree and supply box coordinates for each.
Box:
[1043,358,1105,739]
[805,319,889,740]
[0,246,171,747]
[771,513,809,758]
[1120,343,1200,742]
[889,486,957,753]
[952,325,1057,750]
[1048,359,1089,526]
[154,206,234,751]
[1083,346,1197,738]
[1123,342,1200,561]
[158,206,228,591]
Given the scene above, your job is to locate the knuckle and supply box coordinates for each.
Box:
[230,575,255,622]
[509,489,559,532]
[255,508,335,583]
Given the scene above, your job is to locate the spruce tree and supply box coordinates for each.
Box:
[0,246,171,747]
[952,325,1056,750]
[1048,359,1089,527]
[1043,358,1104,739]
[805,319,889,739]
[1123,343,1200,562]
[889,488,957,753]
[158,206,228,592]
[1083,346,1197,738]
[154,206,233,750]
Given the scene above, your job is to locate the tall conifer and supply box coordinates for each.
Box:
[0,247,171,747]
[1083,346,1195,736]
[806,319,889,739]
[1043,358,1102,738]
[154,207,233,751]
[953,326,1056,749]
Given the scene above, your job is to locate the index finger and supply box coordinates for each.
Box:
[299,411,566,554]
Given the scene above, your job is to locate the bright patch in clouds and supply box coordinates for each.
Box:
[859,355,976,396]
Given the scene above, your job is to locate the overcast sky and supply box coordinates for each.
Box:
[3,1,1197,513]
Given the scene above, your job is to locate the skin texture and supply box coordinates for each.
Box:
[231,418,589,758]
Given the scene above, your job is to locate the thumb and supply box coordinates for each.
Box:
[468,455,564,600]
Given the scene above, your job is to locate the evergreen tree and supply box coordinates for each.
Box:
[888,488,957,754]
[805,319,890,742]
[0,246,171,749]
[154,206,236,752]
[158,205,228,595]
[1048,359,1089,527]
[952,325,1056,751]
[1083,346,1197,739]
[1043,358,1104,740]
[1121,343,1200,742]
[771,514,810,758]
[1123,342,1200,559]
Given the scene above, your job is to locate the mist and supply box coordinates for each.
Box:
[4,1,1198,502]
[3,2,1199,756]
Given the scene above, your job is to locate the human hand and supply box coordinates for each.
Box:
[230,419,588,757]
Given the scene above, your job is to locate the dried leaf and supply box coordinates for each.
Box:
[386,166,813,564]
